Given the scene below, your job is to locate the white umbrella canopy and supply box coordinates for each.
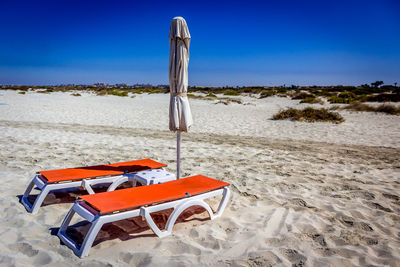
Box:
[169,16,193,178]
[169,16,192,132]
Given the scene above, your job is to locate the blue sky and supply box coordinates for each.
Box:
[0,0,399,86]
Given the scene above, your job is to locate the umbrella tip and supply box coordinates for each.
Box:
[172,16,186,21]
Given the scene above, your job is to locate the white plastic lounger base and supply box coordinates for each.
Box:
[57,187,230,258]
[22,168,173,214]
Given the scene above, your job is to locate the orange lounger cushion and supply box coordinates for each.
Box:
[39,158,167,183]
[80,175,230,214]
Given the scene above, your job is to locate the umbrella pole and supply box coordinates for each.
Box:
[175,36,181,180]
[177,131,181,179]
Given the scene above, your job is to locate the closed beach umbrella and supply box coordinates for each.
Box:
[169,16,193,179]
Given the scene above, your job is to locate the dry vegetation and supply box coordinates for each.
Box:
[187,93,243,105]
[272,107,344,123]
[332,103,400,115]
[2,83,399,105]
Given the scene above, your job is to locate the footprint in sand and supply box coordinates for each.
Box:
[246,251,282,266]
[33,252,52,266]
[120,252,152,265]
[9,242,38,257]
[280,248,307,266]
[367,202,392,212]
[382,193,399,201]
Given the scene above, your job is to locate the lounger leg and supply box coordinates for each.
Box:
[81,179,96,195]
[141,188,230,238]
[107,176,130,192]
[140,207,170,238]
[30,185,50,215]
[215,187,231,217]
[59,207,76,233]
[21,175,52,214]
[21,179,36,212]
[165,200,214,234]
[79,219,104,258]
[58,203,105,258]
[23,179,35,199]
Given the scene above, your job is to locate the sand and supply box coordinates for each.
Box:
[0,89,399,266]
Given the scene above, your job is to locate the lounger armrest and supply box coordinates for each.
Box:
[73,202,99,222]
[33,175,46,190]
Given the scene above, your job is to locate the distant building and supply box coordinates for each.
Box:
[133,83,153,88]
[94,83,109,88]
[115,83,129,88]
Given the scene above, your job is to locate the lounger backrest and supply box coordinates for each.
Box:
[80,175,230,214]
[39,159,167,183]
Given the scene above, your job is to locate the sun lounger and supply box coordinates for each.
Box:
[57,175,230,258]
[22,159,170,214]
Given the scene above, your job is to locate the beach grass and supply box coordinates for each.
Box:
[4,85,399,104]
[272,107,344,123]
[188,93,243,104]
[108,90,128,97]
[334,103,400,115]
[36,89,53,94]
[259,90,276,99]
[292,92,314,100]
[329,91,358,104]
[223,90,241,96]
[215,98,243,105]
[299,97,324,104]
[364,93,400,102]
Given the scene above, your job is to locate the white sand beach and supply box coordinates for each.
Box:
[0,89,399,266]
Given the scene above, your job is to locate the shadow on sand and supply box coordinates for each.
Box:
[50,206,210,248]
[17,182,133,207]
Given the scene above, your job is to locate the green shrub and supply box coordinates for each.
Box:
[36,89,52,94]
[275,87,290,93]
[259,91,275,99]
[375,104,400,114]
[96,90,107,96]
[300,97,317,104]
[215,98,243,105]
[353,87,380,95]
[71,93,81,96]
[327,86,356,92]
[187,94,216,101]
[272,107,344,123]
[206,93,217,98]
[108,90,128,97]
[340,103,400,115]
[223,90,240,96]
[338,91,356,99]
[329,96,351,104]
[380,85,396,91]
[366,94,400,102]
[292,92,314,100]
[18,91,26,95]
[314,90,334,97]
[329,91,357,104]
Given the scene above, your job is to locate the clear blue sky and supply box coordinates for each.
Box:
[0,0,399,86]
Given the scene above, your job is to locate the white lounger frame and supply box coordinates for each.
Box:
[58,186,230,258]
[21,170,159,214]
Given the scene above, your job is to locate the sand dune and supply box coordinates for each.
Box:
[0,90,399,266]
